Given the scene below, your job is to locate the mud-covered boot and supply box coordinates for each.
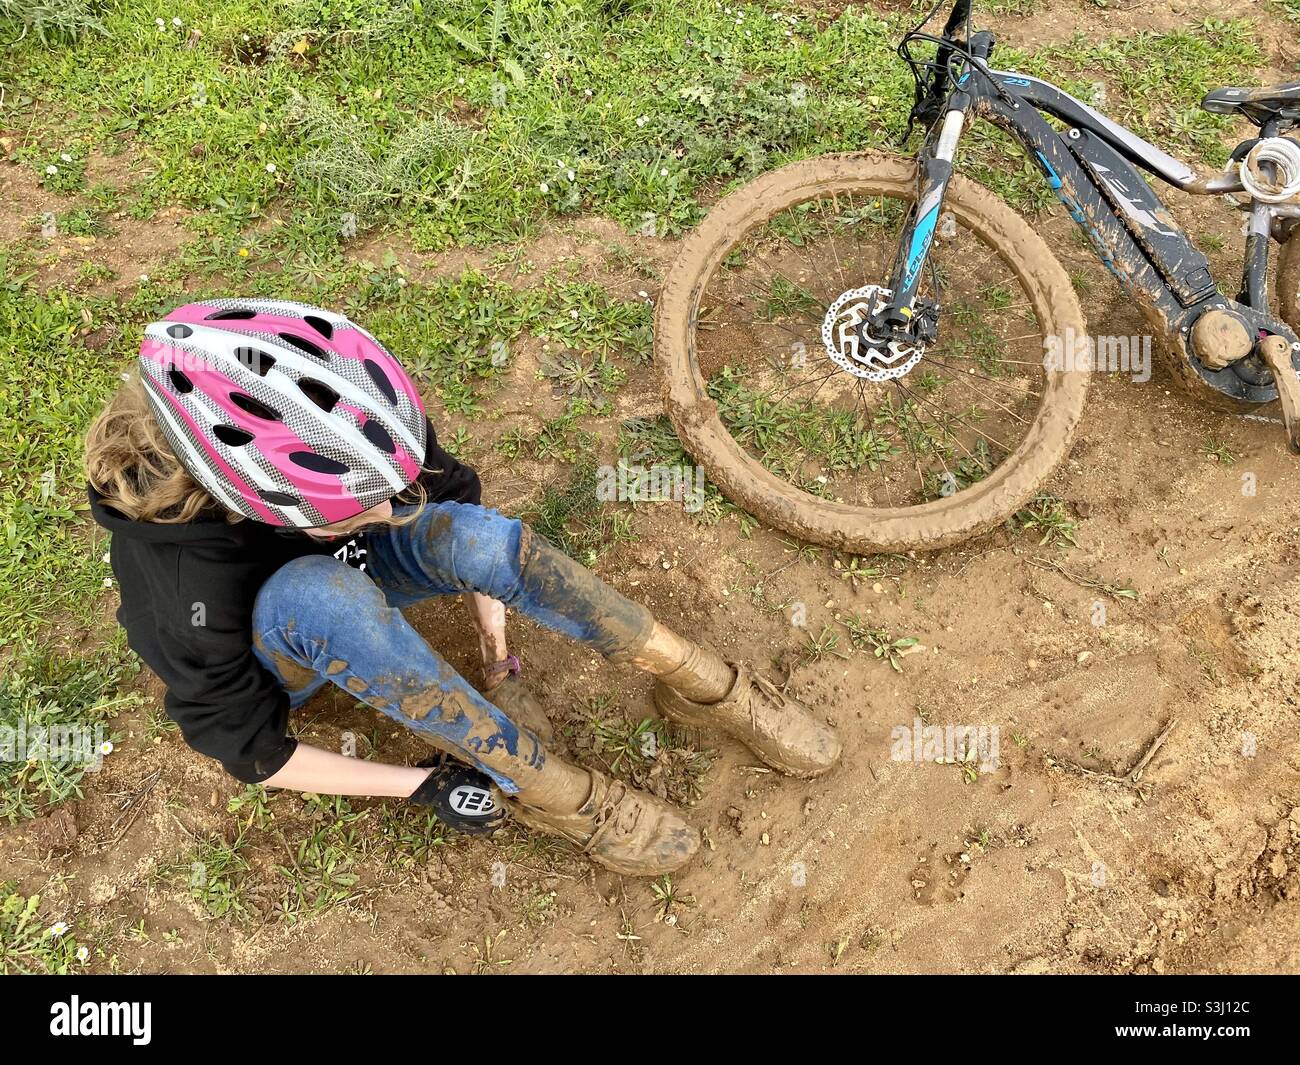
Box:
[508,768,699,877]
[482,656,554,744]
[484,675,554,745]
[654,663,841,779]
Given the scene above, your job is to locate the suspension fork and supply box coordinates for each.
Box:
[870,94,974,340]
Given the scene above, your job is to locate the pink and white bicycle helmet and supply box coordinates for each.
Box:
[138,298,427,528]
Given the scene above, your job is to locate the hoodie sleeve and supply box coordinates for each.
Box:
[416,419,481,505]
[148,549,298,784]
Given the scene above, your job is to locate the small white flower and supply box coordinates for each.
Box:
[102,577,113,588]
[265,163,277,174]
[156,17,165,29]
[660,168,668,177]
[584,88,593,97]
[101,551,111,564]
[566,169,575,181]
[636,116,648,127]
[100,740,114,756]
[242,33,250,42]
[60,152,72,163]
[397,277,407,287]
[172,16,183,27]
[457,76,465,84]
[139,273,150,282]
[542,51,552,60]
[569,310,579,319]
[49,922,69,938]
[539,182,549,193]
[76,946,90,963]
[46,165,58,175]
[637,290,649,299]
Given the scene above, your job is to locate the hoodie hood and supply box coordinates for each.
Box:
[87,485,294,547]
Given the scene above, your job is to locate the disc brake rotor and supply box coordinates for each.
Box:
[821,284,924,382]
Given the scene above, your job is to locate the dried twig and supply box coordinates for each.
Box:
[1046,719,1178,788]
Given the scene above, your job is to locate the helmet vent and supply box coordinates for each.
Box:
[213,424,254,447]
[362,419,396,454]
[298,378,339,412]
[363,359,398,405]
[166,324,193,339]
[234,346,276,377]
[206,308,257,321]
[167,368,194,394]
[290,451,350,476]
[303,315,334,340]
[279,332,330,361]
[230,392,281,421]
[258,489,301,507]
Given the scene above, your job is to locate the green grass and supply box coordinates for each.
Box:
[0,881,87,973]
[0,638,141,821]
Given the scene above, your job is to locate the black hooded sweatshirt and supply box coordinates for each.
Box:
[89,420,480,784]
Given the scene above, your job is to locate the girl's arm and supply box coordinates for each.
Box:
[262,742,430,797]
[463,591,510,685]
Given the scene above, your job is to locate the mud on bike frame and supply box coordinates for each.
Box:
[873,0,1300,408]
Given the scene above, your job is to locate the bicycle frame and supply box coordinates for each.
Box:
[882,28,1300,405]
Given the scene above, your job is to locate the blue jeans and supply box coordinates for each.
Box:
[250,502,653,794]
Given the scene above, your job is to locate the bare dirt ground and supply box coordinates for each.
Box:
[1,0,1298,974]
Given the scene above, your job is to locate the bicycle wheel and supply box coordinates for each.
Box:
[655,151,1090,552]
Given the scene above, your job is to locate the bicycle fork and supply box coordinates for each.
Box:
[868,104,970,347]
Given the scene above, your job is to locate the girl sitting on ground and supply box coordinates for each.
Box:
[84,299,840,876]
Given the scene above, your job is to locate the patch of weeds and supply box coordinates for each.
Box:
[161,833,254,922]
[539,351,610,407]
[1011,493,1078,548]
[274,795,365,921]
[0,640,141,822]
[1201,437,1235,464]
[0,274,133,631]
[377,805,449,868]
[288,92,477,229]
[0,882,86,974]
[651,874,694,924]
[226,784,274,831]
[804,624,851,663]
[578,699,712,806]
[0,0,104,44]
[524,459,636,567]
[841,616,919,672]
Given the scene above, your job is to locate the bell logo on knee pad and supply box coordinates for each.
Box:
[410,754,507,835]
[449,784,498,817]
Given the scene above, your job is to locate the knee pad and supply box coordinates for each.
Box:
[409,754,507,835]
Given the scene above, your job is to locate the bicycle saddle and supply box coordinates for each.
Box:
[1201,82,1300,126]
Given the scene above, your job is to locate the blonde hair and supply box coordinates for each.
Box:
[85,372,429,527]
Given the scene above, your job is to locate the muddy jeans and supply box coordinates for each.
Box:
[251,501,653,794]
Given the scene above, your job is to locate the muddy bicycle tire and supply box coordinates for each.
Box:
[654,151,1090,553]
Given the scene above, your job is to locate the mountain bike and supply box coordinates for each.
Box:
[654,0,1300,551]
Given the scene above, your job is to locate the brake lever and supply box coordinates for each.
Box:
[1257,334,1300,453]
